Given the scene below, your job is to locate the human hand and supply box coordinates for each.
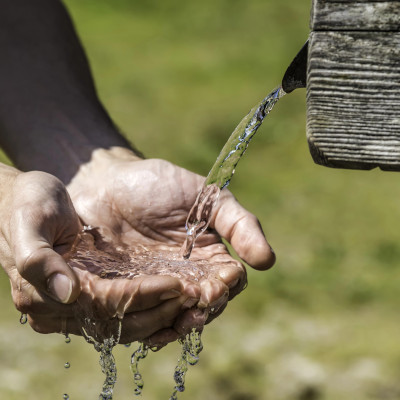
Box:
[0,167,81,325]
[68,147,275,345]
[0,166,198,344]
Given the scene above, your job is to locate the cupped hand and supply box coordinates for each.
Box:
[0,167,198,343]
[68,147,276,345]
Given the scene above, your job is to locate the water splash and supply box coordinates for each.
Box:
[66,230,221,400]
[69,231,219,282]
[129,329,203,400]
[79,317,122,400]
[170,329,203,400]
[182,86,285,258]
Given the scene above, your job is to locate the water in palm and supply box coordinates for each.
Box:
[64,228,213,400]
[182,86,285,259]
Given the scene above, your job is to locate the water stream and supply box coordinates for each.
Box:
[182,86,285,259]
[64,229,217,400]
[18,85,285,400]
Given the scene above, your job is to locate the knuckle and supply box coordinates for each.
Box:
[12,290,34,314]
[17,249,41,278]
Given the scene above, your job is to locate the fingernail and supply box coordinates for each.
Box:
[228,278,239,289]
[160,289,181,300]
[47,274,73,304]
[209,291,229,310]
[192,308,209,325]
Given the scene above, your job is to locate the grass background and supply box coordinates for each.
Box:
[1,0,400,399]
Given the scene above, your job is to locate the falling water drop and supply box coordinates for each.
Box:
[65,334,71,344]
[63,394,69,400]
[130,343,148,396]
[19,313,27,324]
[64,362,70,369]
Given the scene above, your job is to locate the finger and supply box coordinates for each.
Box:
[198,279,229,311]
[74,269,200,318]
[123,276,198,314]
[10,279,76,317]
[9,176,81,304]
[27,315,81,335]
[12,230,80,304]
[212,190,276,270]
[120,296,187,343]
[142,328,180,348]
[174,308,208,336]
[214,261,247,300]
[27,295,188,340]
[205,302,227,325]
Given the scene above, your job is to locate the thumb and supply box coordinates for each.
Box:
[212,190,276,271]
[16,246,80,304]
[11,214,80,304]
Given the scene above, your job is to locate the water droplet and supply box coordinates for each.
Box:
[19,313,27,324]
[63,394,69,400]
[64,362,70,369]
[130,343,148,395]
[65,334,71,344]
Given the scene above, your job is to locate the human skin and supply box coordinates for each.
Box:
[0,165,204,344]
[68,147,275,344]
[0,0,275,345]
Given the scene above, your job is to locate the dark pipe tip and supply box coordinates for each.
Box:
[282,40,308,94]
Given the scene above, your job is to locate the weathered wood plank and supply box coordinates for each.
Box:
[311,1,400,31]
[307,31,400,170]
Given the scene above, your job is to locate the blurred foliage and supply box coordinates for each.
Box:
[2,0,400,399]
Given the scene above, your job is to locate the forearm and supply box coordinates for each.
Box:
[0,0,135,183]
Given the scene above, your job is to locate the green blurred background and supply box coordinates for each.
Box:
[2,0,400,399]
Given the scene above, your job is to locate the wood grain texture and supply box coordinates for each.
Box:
[307,31,400,170]
[311,1,400,31]
[310,0,400,31]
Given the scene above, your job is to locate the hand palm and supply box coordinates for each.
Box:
[71,158,229,257]
[68,157,248,310]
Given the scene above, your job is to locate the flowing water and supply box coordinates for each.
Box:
[129,329,203,400]
[130,342,148,396]
[182,86,285,259]
[18,86,285,399]
[75,307,122,400]
[62,228,216,400]
[169,329,203,400]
